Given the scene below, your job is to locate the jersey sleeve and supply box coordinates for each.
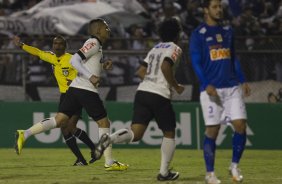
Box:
[164,44,182,64]
[77,38,100,60]
[230,29,245,83]
[22,44,55,64]
[143,49,152,64]
[189,30,209,89]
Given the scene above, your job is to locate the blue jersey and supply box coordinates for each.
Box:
[189,23,245,91]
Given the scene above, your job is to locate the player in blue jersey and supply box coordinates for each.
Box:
[189,0,251,183]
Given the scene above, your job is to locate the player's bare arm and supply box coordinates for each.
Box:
[136,65,147,80]
[102,59,113,70]
[205,85,218,97]
[242,83,251,97]
[161,58,184,94]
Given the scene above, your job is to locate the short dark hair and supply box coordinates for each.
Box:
[53,35,67,47]
[89,18,109,28]
[202,0,221,8]
[158,18,182,42]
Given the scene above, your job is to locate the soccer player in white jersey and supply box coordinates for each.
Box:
[14,18,128,171]
[189,0,251,183]
[13,35,97,166]
[97,18,184,181]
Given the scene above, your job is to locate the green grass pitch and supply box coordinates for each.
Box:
[1,148,281,184]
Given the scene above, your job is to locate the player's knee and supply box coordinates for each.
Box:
[132,134,142,142]
[163,130,175,139]
[205,125,220,139]
[232,119,247,133]
[96,117,110,128]
[60,126,71,136]
[55,113,69,128]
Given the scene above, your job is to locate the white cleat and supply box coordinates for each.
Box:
[205,172,221,184]
[229,166,243,182]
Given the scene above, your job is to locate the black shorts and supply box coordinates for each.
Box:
[59,93,82,117]
[132,90,176,131]
[59,87,107,121]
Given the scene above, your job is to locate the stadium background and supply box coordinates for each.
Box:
[0,0,282,149]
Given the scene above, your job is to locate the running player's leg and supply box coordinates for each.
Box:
[61,116,87,166]
[15,113,69,155]
[154,96,179,181]
[110,90,152,144]
[70,115,96,153]
[57,87,86,164]
[79,89,127,170]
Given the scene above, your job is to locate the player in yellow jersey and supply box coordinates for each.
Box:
[13,35,96,166]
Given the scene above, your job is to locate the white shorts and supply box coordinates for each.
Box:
[200,85,247,126]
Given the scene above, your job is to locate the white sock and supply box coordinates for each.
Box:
[99,128,113,166]
[24,117,57,140]
[231,162,238,168]
[110,129,134,144]
[160,137,175,176]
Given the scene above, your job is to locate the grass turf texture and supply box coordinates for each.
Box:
[1,149,281,184]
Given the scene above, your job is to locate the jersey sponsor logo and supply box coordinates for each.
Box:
[80,42,96,53]
[171,47,181,62]
[216,34,223,42]
[144,76,157,83]
[155,43,171,49]
[210,48,231,61]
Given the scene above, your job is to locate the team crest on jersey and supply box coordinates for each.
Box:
[62,69,69,76]
[216,34,223,42]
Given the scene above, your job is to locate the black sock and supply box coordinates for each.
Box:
[63,133,85,161]
[74,128,96,151]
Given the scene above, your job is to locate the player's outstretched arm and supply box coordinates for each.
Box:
[13,36,41,56]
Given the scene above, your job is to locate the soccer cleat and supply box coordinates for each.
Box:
[89,150,98,164]
[14,130,25,155]
[157,170,179,181]
[205,172,221,184]
[73,159,88,166]
[95,133,111,160]
[229,166,243,182]
[104,161,129,171]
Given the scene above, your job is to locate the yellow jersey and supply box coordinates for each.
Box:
[22,44,77,93]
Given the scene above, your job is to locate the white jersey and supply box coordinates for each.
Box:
[70,37,103,93]
[137,42,182,99]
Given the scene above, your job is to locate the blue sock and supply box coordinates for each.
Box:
[203,136,216,172]
[232,132,246,163]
